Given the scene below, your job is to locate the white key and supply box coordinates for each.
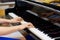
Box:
[29,28,54,40]
[9,13,19,18]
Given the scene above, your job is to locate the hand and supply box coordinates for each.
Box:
[16,22,34,30]
[25,22,34,28]
[16,24,29,30]
[10,17,24,23]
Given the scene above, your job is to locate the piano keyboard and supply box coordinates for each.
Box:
[8,13,55,40]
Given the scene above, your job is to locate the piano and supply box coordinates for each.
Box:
[5,0,60,40]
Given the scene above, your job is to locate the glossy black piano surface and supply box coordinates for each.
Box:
[5,0,60,40]
[27,0,60,11]
[0,0,15,3]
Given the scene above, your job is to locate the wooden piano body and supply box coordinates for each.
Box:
[5,0,60,40]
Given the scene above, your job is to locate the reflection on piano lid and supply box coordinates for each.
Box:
[26,0,60,11]
[24,1,60,24]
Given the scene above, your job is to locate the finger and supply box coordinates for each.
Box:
[14,17,24,21]
[26,23,34,28]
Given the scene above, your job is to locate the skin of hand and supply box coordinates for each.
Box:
[9,17,35,28]
[0,17,23,23]
[10,17,24,23]
[16,22,34,30]
[26,22,34,28]
[0,17,23,26]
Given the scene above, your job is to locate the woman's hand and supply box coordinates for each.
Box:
[0,17,23,23]
[16,22,34,30]
[10,17,24,23]
[0,17,24,26]
[26,22,34,28]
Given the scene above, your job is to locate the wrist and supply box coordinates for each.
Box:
[12,26,20,31]
[8,19,13,23]
[4,19,12,23]
[8,19,15,23]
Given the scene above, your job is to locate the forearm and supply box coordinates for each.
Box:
[0,27,19,35]
[0,18,11,23]
[0,24,27,35]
